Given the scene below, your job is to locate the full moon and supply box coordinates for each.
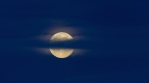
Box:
[49,32,74,58]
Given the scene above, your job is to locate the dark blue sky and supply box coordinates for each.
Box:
[0,0,149,83]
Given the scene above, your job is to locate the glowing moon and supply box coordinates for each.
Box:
[49,32,73,58]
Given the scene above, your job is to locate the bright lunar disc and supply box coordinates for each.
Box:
[49,32,73,58]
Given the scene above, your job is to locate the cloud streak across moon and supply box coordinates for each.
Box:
[49,32,74,58]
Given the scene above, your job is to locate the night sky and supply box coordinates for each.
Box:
[0,0,149,83]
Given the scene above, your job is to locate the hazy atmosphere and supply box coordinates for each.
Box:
[0,0,149,83]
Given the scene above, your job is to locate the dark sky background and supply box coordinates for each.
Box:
[0,0,149,83]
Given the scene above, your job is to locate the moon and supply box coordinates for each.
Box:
[49,32,74,58]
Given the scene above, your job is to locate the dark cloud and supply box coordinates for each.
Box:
[0,0,149,83]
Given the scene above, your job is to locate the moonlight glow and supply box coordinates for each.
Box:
[49,32,73,58]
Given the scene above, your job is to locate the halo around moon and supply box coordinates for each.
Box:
[49,32,73,58]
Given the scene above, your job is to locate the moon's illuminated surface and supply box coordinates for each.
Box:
[49,32,73,58]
